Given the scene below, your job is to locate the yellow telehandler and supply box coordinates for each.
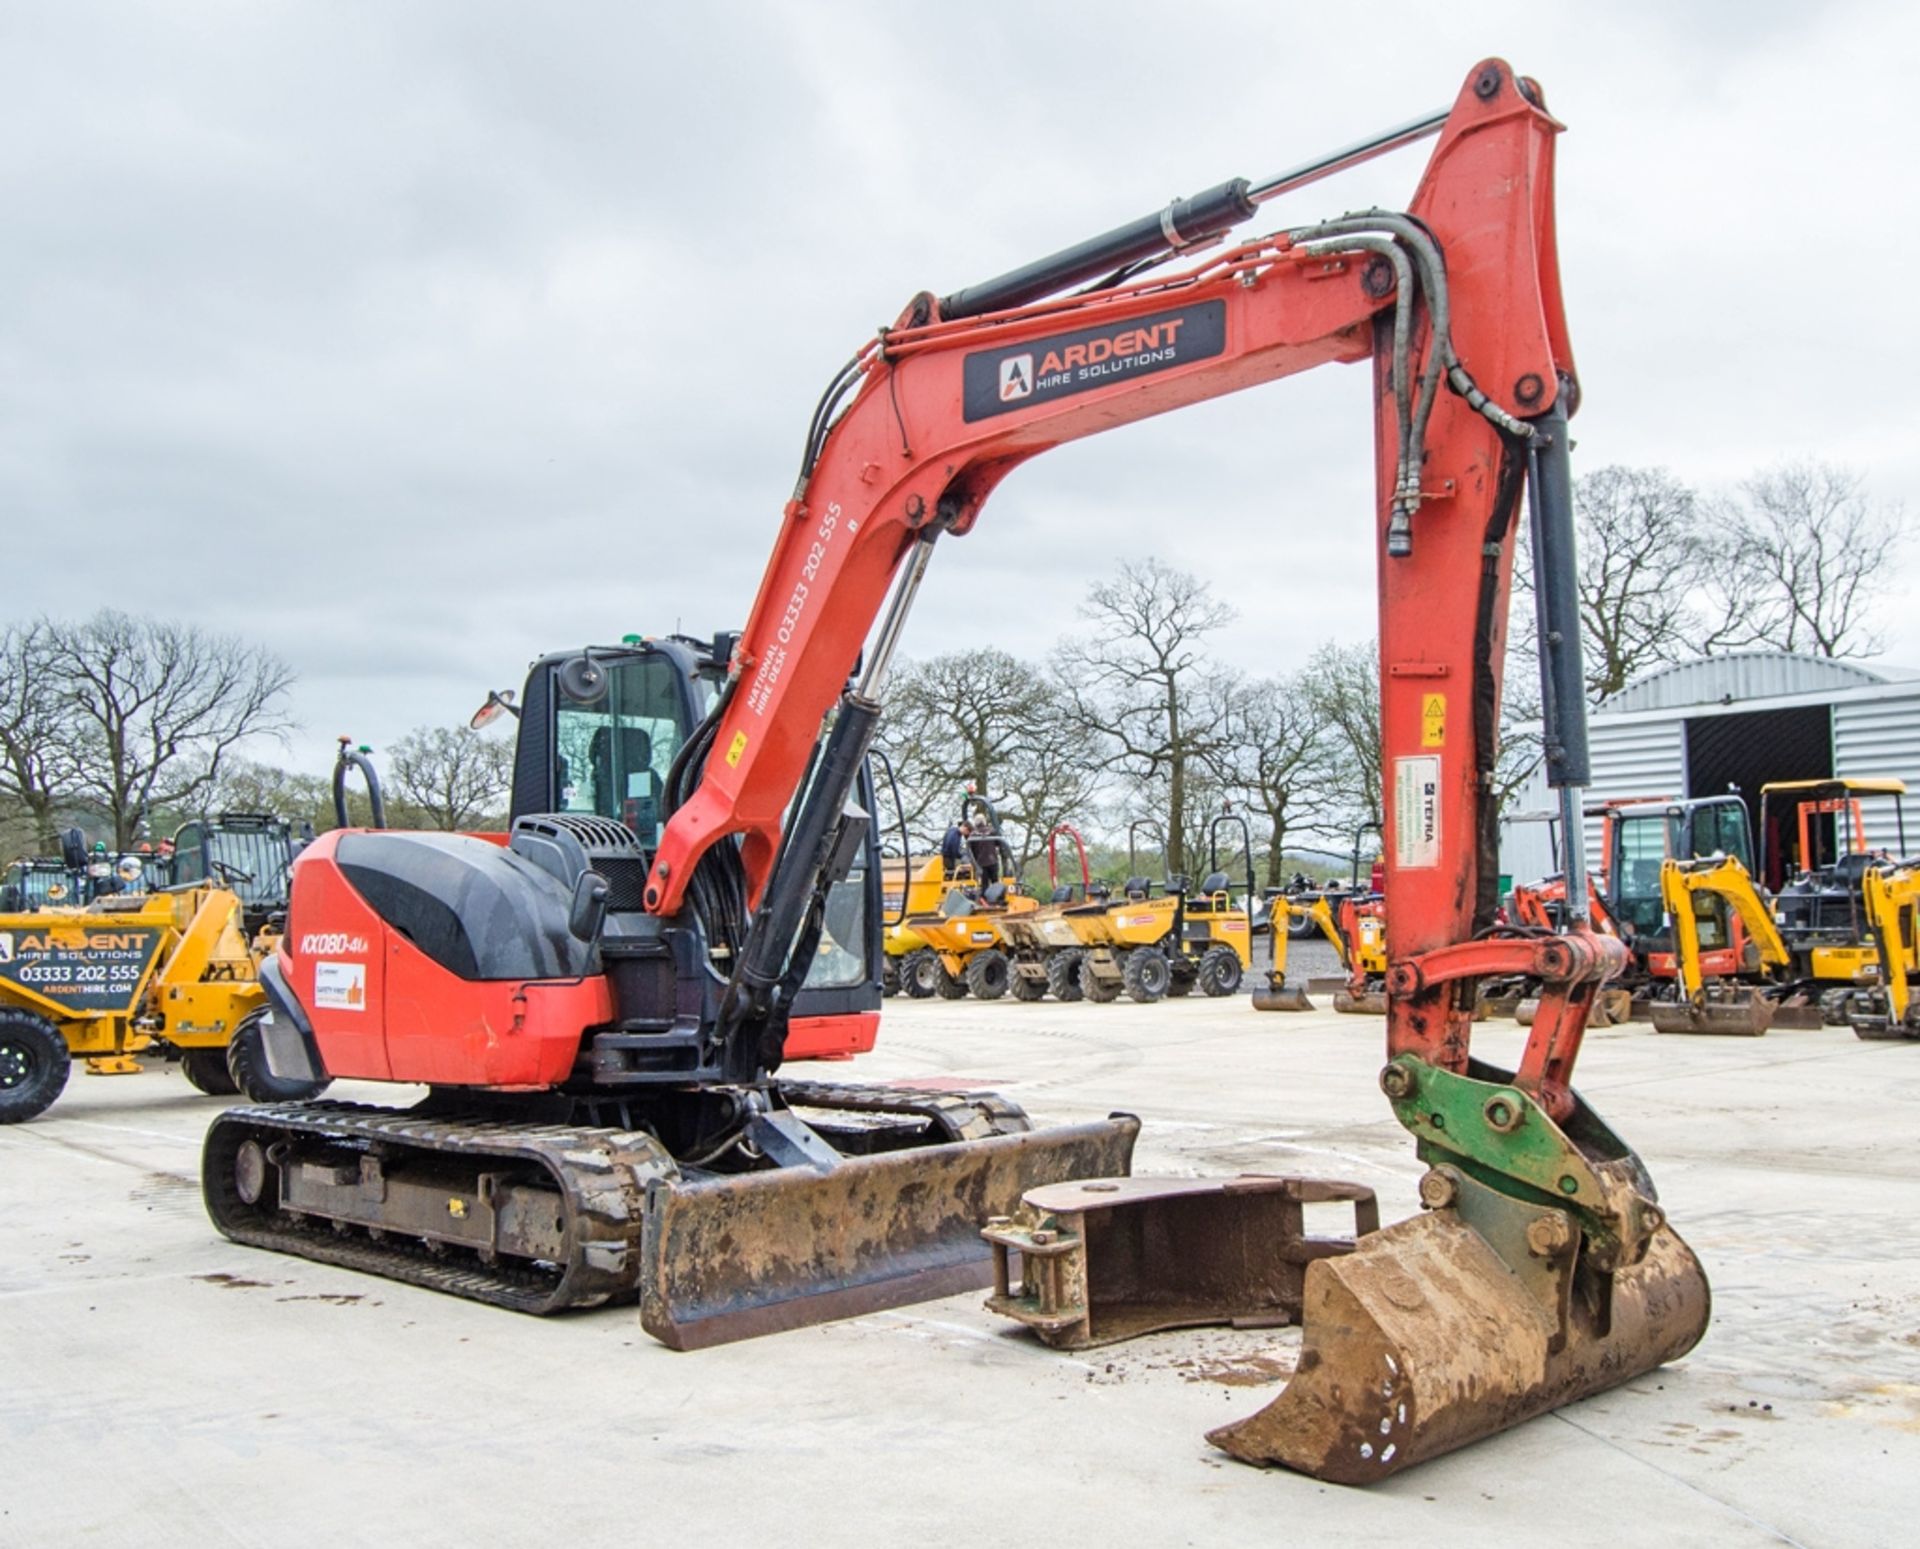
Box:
[0,881,330,1122]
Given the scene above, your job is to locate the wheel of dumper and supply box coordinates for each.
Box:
[1198,945,1244,997]
[964,949,1012,1001]
[226,1013,331,1104]
[934,957,970,999]
[1009,967,1048,1001]
[1122,948,1171,1003]
[902,948,944,999]
[181,1049,240,1096]
[1046,951,1085,1002]
[882,958,902,998]
[1079,954,1122,1003]
[0,1008,72,1124]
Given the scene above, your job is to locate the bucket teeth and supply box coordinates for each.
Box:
[1207,1206,1710,1484]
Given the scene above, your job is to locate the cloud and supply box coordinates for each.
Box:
[1,0,1914,780]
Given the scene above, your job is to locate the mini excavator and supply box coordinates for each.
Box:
[203,58,1708,1480]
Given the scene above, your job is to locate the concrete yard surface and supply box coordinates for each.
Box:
[3,996,1917,1547]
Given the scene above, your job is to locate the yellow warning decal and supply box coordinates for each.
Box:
[1421,693,1446,748]
[725,731,749,768]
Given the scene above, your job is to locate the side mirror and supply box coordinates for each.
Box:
[567,870,609,943]
[470,687,520,729]
[556,654,607,705]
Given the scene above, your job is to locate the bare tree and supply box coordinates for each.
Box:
[1208,672,1336,888]
[1511,465,1744,704]
[1710,460,1904,658]
[387,724,513,831]
[878,648,1101,867]
[50,612,296,847]
[0,619,81,841]
[1054,559,1236,878]
[1300,639,1382,839]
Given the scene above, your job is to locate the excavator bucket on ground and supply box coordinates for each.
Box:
[1208,1186,1710,1482]
[1252,979,1314,1012]
[982,1175,1377,1347]
[1212,1060,1711,1483]
[986,1053,1711,1485]
[1649,994,1774,1036]
[1332,985,1388,1016]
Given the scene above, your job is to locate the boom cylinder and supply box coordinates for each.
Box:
[938,180,1256,321]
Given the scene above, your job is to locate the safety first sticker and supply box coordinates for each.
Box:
[1393,756,1442,870]
[314,961,367,1011]
[1421,692,1446,747]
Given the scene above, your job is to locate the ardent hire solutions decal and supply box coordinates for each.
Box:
[962,300,1227,422]
[0,926,166,1013]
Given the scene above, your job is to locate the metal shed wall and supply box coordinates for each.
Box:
[1833,696,1920,853]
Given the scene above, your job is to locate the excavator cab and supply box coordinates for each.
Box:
[509,638,884,1056]
[1764,779,1909,987]
[1602,795,1754,941]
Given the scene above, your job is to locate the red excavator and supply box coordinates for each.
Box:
[203,58,1707,1483]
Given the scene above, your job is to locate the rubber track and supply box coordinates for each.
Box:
[204,1084,1033,1314]
[203,1101,676,1314]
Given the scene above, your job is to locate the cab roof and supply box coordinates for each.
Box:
[1760,778,1908,799]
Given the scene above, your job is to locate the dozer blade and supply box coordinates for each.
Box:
[1649,996,1773,1036]
[639,1114,1139,1349]
[1252,980,1314,1012]
[1207,1195,1710,1484]
[1770,998,1826,1031]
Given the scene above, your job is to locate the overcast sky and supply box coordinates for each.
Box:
[4,1,1915,775]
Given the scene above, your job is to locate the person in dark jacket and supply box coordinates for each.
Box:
[941,819,972,877]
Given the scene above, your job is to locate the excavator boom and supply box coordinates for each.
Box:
[635,59,1706,1482]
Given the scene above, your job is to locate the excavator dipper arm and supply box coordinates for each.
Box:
[647,59,1706,1482]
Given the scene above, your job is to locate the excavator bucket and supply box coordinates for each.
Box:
[1207,1194,1710,1483]
[1649,995,1774,1036]
[1332,986,1388,1016]
[1252,978,1314,1012]
[639,1112,1140,1349]
[982,1175,1378,1347]
[1769,996,1826,1031]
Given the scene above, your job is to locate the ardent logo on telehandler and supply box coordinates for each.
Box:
[998,354,1033,402]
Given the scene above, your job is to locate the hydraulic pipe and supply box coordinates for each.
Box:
[333,739,387,830]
